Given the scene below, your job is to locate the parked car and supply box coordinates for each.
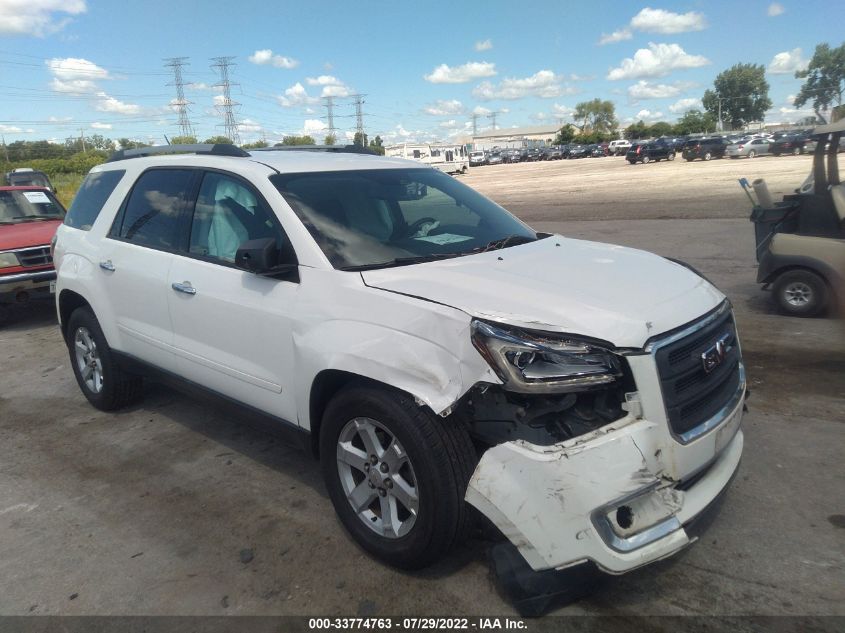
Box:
[4,168,54,192]
[770,132,813,156]
[726,137,771,159]
[54,143,745,597]
[682,138,728,161]
[607,139,631,156]
[567,144,589,159]
[0,185,66,323]
[625,142,675,164]
[486,152,503,165]
[469,151,486,167]
[544,147,563,160]
[588,144,607,157]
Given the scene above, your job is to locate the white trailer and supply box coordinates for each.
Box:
[385,143,469,174]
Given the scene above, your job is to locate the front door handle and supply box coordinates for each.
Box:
[171,281,197,295]
[99,260,115,272]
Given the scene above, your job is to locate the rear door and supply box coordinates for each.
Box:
[99,168,196,370]
[166,169,300,421]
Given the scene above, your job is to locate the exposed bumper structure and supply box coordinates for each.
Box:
[0,269,55,301]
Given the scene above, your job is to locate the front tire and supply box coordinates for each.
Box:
[667,152,675,161]
[748,150,756,159]
[704,152,712,161]
[67,307,144,410]
[792,147,801,156]
[772,269,828,317]
[642,155,650,164]
[320,386,476,569]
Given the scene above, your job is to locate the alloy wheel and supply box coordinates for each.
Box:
[74,326,103,393]
[783,282,813,307]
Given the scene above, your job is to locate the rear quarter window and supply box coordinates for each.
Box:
[65,170,126,231]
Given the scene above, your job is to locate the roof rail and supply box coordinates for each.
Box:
[106,143,250,163]
[250,144,377,155]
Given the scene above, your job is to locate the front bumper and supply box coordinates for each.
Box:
[465,352,745,574]
[0,269,56,302]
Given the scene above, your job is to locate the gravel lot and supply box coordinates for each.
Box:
[1,153,843,618]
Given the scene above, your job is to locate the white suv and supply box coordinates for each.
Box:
[54,144,745,579]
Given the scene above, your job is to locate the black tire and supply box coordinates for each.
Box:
[686,157,695,162]
[320,386,476,569]
[627,159,636,164]
[642,155,650,164]
[704,152,712,161]
[67,307,144,410]
[667,152,675,161]
[748,150,756,159]
[772,269,828,317]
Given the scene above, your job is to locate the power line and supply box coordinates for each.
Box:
[210,56,241,144]
[351,94,367,142]
[487,111,499,130]
[470,113,479,136]
[164,57,194,138]
[323,95,337,137]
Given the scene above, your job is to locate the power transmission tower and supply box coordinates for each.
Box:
[351,94,367,144]
[470,113,479,136]
[487,111,499,131]
[164,57,194,138]
[323,96,337,138]
[210,56,241,144]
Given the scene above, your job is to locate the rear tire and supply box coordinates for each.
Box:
[792,147,801,156]
[320,386,476,570]
[667,152,675,161]
[748,150,756,159]
[772,269,828,317]
[642,155,650,164]
[67,307,144,410]
[704,152,712,161]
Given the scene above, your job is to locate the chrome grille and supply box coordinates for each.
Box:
[15,246,52,267]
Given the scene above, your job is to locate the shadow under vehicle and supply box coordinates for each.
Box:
[751,119,845,317]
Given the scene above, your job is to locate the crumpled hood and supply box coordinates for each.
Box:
[361,235,725,348]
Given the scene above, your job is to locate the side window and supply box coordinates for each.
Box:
[189,172,286,264]
[114,169,193,249]
[65,170,125,230]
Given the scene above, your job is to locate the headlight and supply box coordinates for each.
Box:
[0,252,20,269]
[471,320,622,394]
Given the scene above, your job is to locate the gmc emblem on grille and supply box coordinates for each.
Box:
[701,333,731,373]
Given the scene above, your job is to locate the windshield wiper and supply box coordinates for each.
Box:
[339,252,461,271]
[473,233,538,253]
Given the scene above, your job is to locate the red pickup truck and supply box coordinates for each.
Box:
[0,186,66,323]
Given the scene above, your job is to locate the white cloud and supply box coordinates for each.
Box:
[424,62,497,84]
[767,3,785,17]
[95,92,140,115]
[607,43,709,80]
[438,119,458,128]
[188,82,214,91]
[0,0,86,36]
[635,109,665,121]
[277,82,319,107]
[628,80,682,99]
[48,115,73,122]
[474,39,493,52]
[90,122,111,129]
[306,75,341,86]
[530,112,548,121]
[302,119,327,136]
[552,103,575,118]
[786,94,796,105]
[248,49,299,69]
[424,99,464,116]
[238,118,262,133]
[321,84,350,98]
[598,28,632,45]
[630,8,707,34]
[0,124,23,133]
[303,75,351,98]
[768,48,808,75]
[771,106,817,122]
[472,106,491,116]
[473,70,577,100]
[669,98,702,113]
[46,57,110,93]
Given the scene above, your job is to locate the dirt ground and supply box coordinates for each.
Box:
[1,153,843,618]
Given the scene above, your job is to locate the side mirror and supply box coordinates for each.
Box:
[235,237,278,273]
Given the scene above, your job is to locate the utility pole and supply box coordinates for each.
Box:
[322,96,337,139]
[487,111,499,131]
[470,113,479,136]
[210,56,241,144]
[349,94,367,145]
[79,128,86,152]
[164,57,194,138]
[1,135,8,163]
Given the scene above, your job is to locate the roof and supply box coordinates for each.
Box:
[814,118,845,134]
[472,125,561,139]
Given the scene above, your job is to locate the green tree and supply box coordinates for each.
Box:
[203,136,233,145]
[170,135,198,145]
[117,138,150,150]
[324,133,337,146]
[276,135,315,146]
[353,132,368,147]
[368,135,385,155]
[672,110,717,135]
[241,140,268,149]
[553,124,577,144]
[573,99,618,134]
[794,42,845,123]
[702,64,772,130]
[624,120,650,140]
[648,122,674,138]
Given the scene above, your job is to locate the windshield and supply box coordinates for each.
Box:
[8,173,51,189]
[271,168,537,270]
[0,189,65,224]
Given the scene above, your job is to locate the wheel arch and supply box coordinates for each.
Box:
[58,289,92,342]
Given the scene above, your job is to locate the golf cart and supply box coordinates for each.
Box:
[750,118,845,317]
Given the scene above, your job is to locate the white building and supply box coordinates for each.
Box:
[470,125,561,151]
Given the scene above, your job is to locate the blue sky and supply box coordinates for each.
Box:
[0,0,839,146]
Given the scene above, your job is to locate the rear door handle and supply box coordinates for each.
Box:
[99,260,115,272]
[171,281,197,295]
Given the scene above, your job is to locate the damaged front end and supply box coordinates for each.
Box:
[461,307,745,575]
